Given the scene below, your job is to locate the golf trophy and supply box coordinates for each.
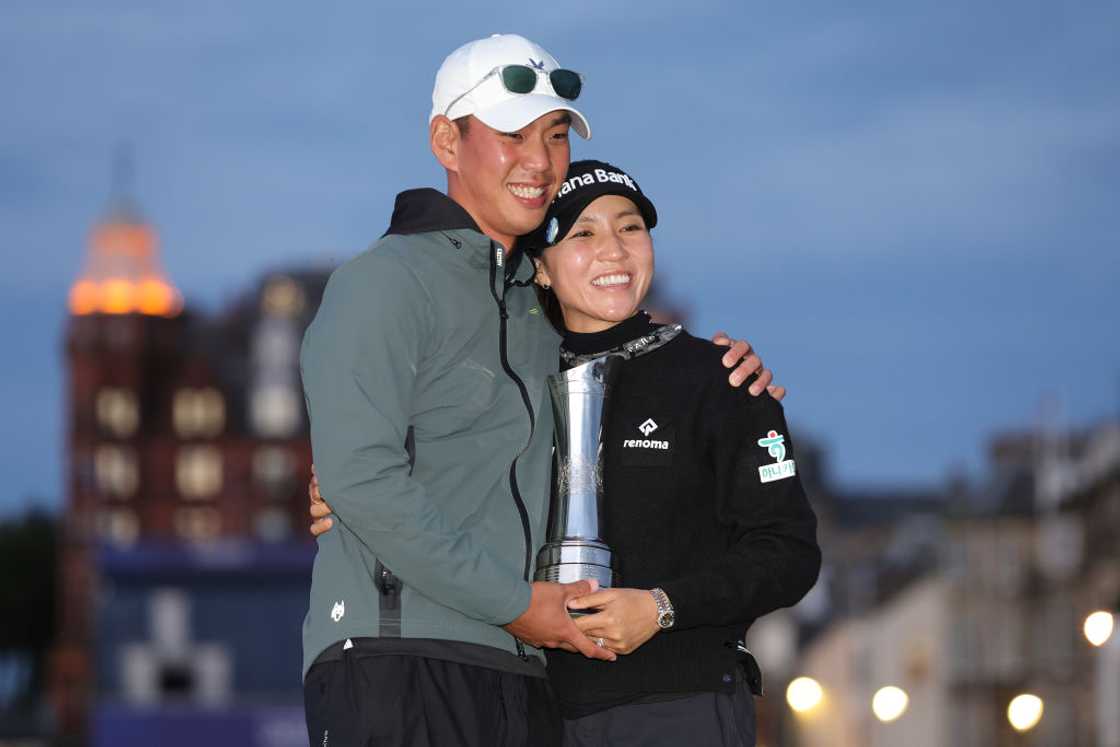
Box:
[533,355,622,589]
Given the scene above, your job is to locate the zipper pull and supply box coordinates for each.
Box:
[515,639,528,661]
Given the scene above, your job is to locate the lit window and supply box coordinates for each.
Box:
[176,446,222,499]
[253,447,294,497]
[255,508,292,542]
[95,445,139,497]
[261,276,306,317]
[173,507,221,542]
[96,388,140,437]
[96,509,139,547]
[173,388,225,439]
[250,385,301,437]
[256,322,298,367]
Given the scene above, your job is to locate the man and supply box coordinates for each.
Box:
[301,34,777,746]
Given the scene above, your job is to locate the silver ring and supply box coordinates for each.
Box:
[595,637,606,648]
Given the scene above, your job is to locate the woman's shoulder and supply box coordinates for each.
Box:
[669,328,784,413]
[669,328,738,373]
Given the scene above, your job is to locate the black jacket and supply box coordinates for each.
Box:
[545,313,821,717]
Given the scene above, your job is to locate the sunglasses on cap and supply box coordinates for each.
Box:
[444,64,584,118]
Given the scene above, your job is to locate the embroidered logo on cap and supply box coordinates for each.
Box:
[757,430,796,483]
[638,418,659,436]
[557,169,639,199]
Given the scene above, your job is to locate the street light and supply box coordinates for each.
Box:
[872,686,909,723]
[787,676,824,714]
[1008,693,1044,732]
[1084,610,1115,647]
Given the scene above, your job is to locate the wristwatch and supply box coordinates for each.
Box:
[650,587,675,630]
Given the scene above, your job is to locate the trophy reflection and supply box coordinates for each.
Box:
[533,355,621,589]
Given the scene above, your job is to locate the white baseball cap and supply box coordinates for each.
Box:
[430,34,591,139]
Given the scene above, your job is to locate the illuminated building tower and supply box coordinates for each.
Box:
[52,168,184,737]
[52,164,324,744]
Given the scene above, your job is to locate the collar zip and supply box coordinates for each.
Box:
[489,240,509,320]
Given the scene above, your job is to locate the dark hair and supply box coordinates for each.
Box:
[454,115,471,138]
[534,283,565,332]
[525,256,566,331]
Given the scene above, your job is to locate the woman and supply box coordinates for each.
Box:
[311,160,820,746]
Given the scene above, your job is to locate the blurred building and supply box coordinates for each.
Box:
[787,420,1120,747]
[51,178,330,746]
[766,479,947,747]
[942,422,1120,746]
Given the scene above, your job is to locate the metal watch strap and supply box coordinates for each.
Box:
[651,587,675,629]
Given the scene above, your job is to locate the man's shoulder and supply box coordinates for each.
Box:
[310,241,435,328]
[327,232,450,294]
[338,232,438,273]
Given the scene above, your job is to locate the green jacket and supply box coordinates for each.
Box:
[300,189,559,677]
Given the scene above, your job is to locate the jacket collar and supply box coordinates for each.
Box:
[384,188,534,285]
[383,188,483,237]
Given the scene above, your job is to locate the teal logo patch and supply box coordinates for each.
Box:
[757,430,786,462]
[757,430,796,484]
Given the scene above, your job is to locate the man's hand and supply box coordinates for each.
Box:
[568,588,661,655]
[309,466,334,536]
[310,470,612,661]
[711,332,786,400]
[503,581,617,662]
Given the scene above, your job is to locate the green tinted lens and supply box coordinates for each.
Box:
[549,70,582,100]
[500,65,538,94]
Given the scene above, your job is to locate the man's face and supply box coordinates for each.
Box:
[451,112,572,248]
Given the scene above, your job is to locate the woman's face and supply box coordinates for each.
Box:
[535,194,654,333]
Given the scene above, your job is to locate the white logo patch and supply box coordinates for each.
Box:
[757,430,796,483]
[557,169,639,199]
[330,600,345,622]
[624,418,670,449]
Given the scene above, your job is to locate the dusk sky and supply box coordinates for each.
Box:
[3,1,1118,515]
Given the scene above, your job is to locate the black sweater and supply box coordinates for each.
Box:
[545,313,821,717]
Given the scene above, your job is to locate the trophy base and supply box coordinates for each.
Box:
[533,540,618,589]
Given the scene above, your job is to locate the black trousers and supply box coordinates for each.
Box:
[304,653,561,747]
[561,679,756,747]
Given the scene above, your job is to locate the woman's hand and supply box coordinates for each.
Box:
[308,465,335,536]
[568,588,662,655]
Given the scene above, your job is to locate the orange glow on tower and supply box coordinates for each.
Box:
[69,160,182,317]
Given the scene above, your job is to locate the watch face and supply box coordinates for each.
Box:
[659,610,675,629]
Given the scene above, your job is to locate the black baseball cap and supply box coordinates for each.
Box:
[521,159,658,256]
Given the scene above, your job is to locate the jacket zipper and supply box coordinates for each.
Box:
[373,426,414,638]
[489,241,535,661]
